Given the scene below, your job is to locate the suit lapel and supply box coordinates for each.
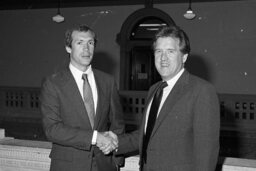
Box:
[151,71,190,137]
[139,83,161,152]
[93,70,107,130]
[62,69,91,124]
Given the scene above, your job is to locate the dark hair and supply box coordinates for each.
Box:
[153,25,190,54]
[65,24,97,48]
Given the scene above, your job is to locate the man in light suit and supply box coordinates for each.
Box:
[40,24,124,171]
[106,25,220,171]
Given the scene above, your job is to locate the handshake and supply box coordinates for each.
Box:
[96,131,118,155]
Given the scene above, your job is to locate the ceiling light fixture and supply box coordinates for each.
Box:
[52,0,64,23]
[184,0,196,20]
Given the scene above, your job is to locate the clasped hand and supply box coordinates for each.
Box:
[96,131,118,155]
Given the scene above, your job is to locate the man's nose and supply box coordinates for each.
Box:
[83,43,89,50]
[161,51,168,60]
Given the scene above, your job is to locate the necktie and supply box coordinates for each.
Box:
[82,74,95,128]
[142,81,168,163]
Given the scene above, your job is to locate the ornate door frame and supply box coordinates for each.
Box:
[117,8,175,90]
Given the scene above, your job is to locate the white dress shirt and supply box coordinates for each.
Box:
[144,68,185,132]
[69,63,98,144]
[69,63,98,112]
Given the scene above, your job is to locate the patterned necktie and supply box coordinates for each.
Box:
[142,81,168,162]
[82,74,95,128]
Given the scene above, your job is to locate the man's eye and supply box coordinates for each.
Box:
[167,50,174,54]
[88,41,95,46]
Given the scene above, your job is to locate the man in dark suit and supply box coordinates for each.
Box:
[40,24,124,171]
[106,25,220,171]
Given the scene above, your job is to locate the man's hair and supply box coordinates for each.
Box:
[65,24,97,48]
[153,25,190,54]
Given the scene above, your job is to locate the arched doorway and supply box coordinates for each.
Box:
[117,8,176,90]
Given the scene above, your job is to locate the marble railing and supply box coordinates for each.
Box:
[0,138,51,171]
[1,136,256,171]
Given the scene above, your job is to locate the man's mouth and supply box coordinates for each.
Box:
[81,53,90,58]
[160,63,169,67]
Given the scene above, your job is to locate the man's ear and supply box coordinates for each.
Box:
[182,53,188,63]
[65,46,71,53]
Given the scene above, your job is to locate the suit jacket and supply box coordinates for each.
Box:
[40,68,125,171]
[117,70,220,171]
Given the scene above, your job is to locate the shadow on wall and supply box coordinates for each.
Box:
[92,51,116,75]
[185,54,213,82]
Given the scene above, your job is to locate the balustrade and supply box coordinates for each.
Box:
[1,87,256,159]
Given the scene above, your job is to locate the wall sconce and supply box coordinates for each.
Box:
[184,0,196,20]
[52,0,64,23]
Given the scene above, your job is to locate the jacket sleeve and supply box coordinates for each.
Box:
[193,84,220,171]
[116,129,140,155]
[108,79,126,166]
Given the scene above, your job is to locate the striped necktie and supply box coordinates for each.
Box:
[82,74,95,128]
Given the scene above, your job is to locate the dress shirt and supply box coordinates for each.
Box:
[144,68,185,132]
[69,63,98,144]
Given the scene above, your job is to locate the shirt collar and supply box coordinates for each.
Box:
[69,63,93,78]
[166,68,185,86]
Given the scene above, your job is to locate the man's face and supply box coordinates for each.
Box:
[154,36,188,81]
[66,30,95,71]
